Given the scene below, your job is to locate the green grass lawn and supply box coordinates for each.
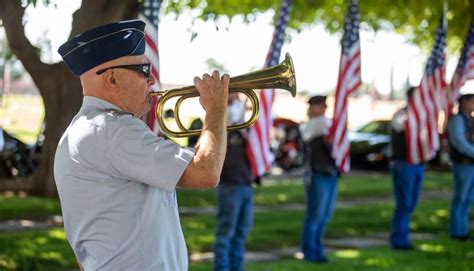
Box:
[0,228,76,271]
[190,238,474,271]
[0,194,61,221]
[177,170,452,208]
[0,170,472,270]
[0,171,451,221]
[0,94,44,144]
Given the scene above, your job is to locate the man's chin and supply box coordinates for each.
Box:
[139,105,152,119]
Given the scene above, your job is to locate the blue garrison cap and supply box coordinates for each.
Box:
[58,20,146,77]
[308,95,327,105]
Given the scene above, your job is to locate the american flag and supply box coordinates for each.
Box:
[245,0,291,177]
[326,0,361,173]
[450,21,474,108]
[405,7,447,164]
[139,0,162,134]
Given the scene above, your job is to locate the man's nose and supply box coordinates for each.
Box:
[148,75,157,86]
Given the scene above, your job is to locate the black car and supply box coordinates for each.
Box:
[0,128,38,178]
[349,120,391,170]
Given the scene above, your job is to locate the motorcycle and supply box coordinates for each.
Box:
[272,118,306,171]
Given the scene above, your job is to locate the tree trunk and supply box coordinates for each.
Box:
[29,65,83,197]
[0,0,139,197]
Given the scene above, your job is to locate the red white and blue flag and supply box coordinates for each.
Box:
[245,0,292,177]
[450,21,474,109]
[327,0,362,173]
[405,6,447,164]
[140,0,162,134]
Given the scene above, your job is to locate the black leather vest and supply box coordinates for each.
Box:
[220,131,252,185]
[449,113,474,164]
[306,135,338,175]
[391,128,407,161]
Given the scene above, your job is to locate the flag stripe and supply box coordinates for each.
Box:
[139,0,163,133]
[245,0,291,177]
[451,21,474,103]
[327,0,361,173]
[405,8,446,164]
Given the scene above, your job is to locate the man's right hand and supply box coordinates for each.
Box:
[177,70,230,188]
[193,70,230,115]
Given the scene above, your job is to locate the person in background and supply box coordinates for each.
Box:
[187,117,203,147]
[54,20,230,271]
[299,95,338,263]
[213,92,253,271]
[389,86,425,250]
[447,93,474,241]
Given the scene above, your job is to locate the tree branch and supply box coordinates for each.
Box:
[0,0,52,93]
[69,0,139,39]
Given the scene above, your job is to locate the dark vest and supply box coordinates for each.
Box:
[391,128,408,161]
[220,131,252,185]
[306,135,338,175]
[449,113,474,164]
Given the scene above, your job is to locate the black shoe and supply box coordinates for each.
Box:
[392,244,414,250]
[450,235,471,241]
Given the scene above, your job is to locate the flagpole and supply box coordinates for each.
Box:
[443,0,448,28]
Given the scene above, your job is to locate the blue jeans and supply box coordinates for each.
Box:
[301,172,338,261]
[449,163,474,237]
[214,184,254,271]
[390,160,424,247]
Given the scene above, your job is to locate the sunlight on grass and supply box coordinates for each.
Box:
[19,248,35,256]
[364,257,393,268]
[277,193,288,202]
[0,258,17,269]
[335,249,361,259]
[196,235,214,244]
[48,229,67,240]
[39,251,68,264]
[419,243,446,253]
[185,221,208,230]
[435,209,448,218]
[35,236,48,245]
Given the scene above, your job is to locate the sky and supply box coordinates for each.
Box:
[21,0,463,96]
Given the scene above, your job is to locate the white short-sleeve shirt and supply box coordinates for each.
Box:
[299,116,331,142]
[54,96,195,271]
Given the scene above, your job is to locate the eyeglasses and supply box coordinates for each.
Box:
[96,63,152,78]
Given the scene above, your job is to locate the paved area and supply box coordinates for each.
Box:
[179,190,451,215]
[188,232,438,263]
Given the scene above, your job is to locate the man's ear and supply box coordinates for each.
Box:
[103,70,119,93]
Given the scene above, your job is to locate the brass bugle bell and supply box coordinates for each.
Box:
[150,53,297,138]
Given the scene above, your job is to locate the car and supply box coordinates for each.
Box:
[349,120,391,170]
[0,128,38,178]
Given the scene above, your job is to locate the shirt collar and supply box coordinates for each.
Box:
[82,96,121,111]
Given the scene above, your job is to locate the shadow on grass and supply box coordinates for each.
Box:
[190,238,474,271]
[0,228,76,270]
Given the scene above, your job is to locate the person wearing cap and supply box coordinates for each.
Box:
[299,95,338,263]
[54,20,229,271]
[447,93,474,241]
[389,86,425,250]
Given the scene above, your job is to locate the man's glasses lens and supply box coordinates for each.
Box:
[96,63,152,78]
